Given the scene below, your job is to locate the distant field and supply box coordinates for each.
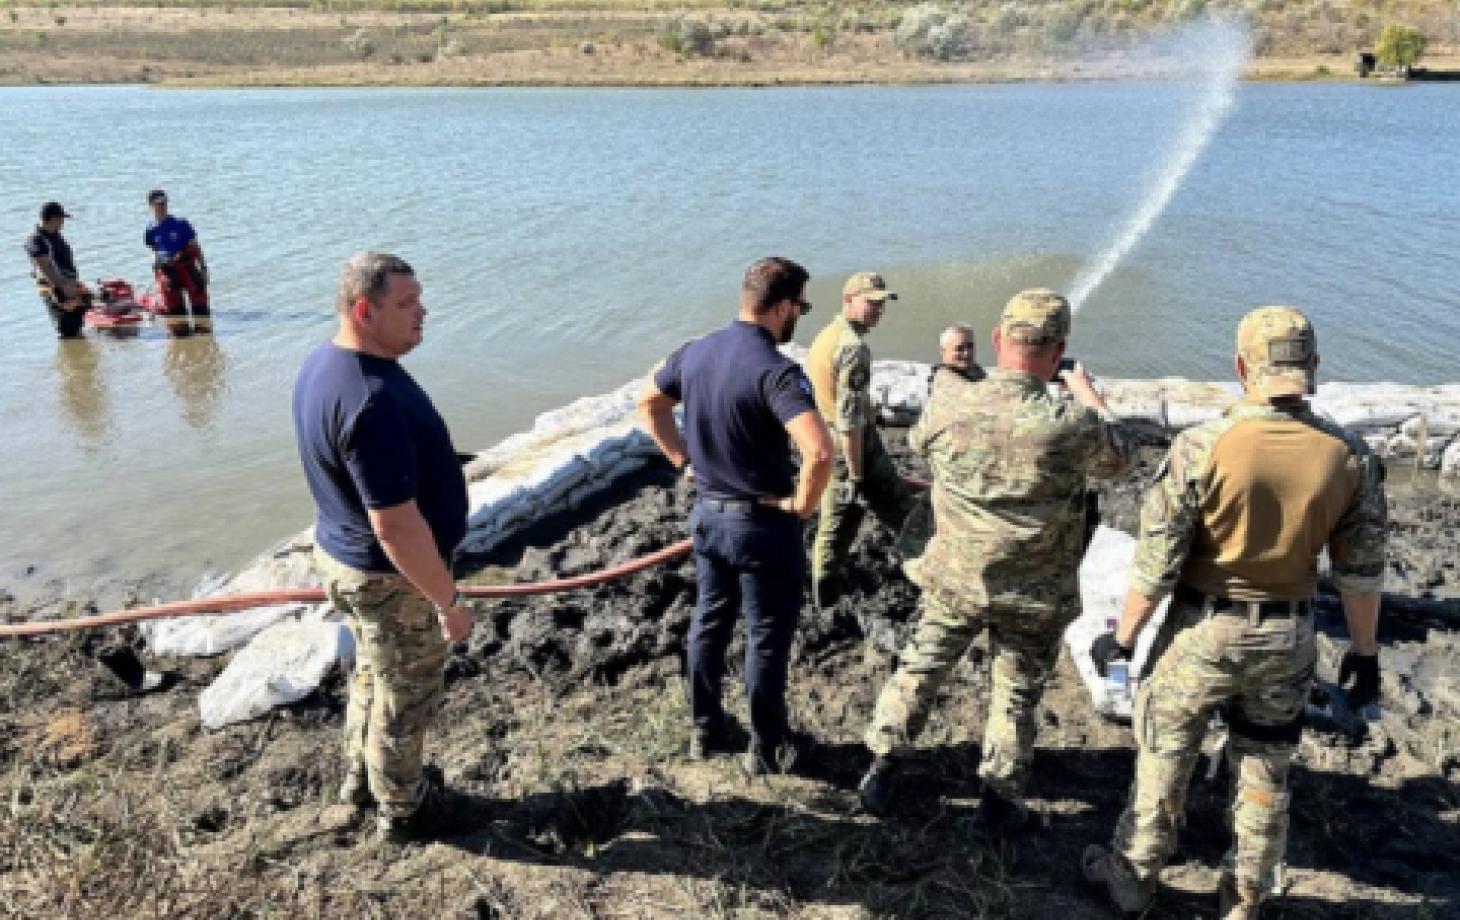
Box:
[1,0,1456,86]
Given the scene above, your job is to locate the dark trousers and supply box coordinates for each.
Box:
[688,501,805,748]
[41,293,85,338]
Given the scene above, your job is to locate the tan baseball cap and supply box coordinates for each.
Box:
[1237,306,1317,398]
[843,271,898,302]
[1000,288,1070,345]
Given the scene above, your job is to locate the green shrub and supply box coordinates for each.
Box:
[895,3,969,60]
[1375,23,1425,70]
[993,3,1020,35]
[1046,8,1080,42]
[660,16,714,57]
[812,20,832,50]
[343,27,375,57]
[1177,0,1207,20]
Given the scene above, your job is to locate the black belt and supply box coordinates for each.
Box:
[700,497,756,513]
[1174,584,1312,620]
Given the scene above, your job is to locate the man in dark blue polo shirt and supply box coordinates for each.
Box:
[638,256,834,774]
[292,251,473,843]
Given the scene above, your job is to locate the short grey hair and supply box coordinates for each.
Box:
[939,322,975,349]
[337,251,414,314]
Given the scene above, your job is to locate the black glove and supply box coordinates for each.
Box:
[1339,650,1381,710]
[1090,631,1132,678]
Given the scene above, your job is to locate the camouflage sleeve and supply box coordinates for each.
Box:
[832,342,871,435]
[1127,428,1206,599]
[1328,444,1387,595]
[908,382,943,459]
[1082,407,1134,480]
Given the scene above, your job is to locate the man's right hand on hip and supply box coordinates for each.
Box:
[439,606,473,644]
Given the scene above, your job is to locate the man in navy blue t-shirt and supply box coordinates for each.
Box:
[292,251,473,842]
[144,189,210,324]
[638,256,834,774]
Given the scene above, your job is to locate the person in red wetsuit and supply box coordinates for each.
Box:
[144,189,210,324]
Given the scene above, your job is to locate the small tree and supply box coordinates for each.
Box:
[1375,23,1426,70]
[343,27,375,59]
[660,16,714,57]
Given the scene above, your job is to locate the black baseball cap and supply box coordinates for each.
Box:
[147,189,167,204]
[40,201,72,220]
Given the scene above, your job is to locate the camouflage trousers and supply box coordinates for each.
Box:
[811,427,914,596]
[1112,598,1316,897]
[315,549,449,820]
[864,592,1075,800]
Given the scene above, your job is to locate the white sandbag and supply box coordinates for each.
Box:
[1066,527,1170,721]
[1400,410,1460,439]
[143,532,324,657]
[144,603,318,658]
[198,620,355,730]
[1163,400,1226,430]
[1443,440,1460,477]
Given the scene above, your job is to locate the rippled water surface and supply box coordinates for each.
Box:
[3,83,1457,588]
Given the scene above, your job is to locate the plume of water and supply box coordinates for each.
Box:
[1068,20,1251,313]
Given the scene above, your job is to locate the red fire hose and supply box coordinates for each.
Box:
[0,477,930,639]
[0,539,695,639]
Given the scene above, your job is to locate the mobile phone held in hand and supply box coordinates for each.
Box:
[1055,357,1076,382]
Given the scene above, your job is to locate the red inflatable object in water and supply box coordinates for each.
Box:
[84,278,159,329]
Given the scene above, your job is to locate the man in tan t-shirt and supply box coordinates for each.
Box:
[1082,307,1387,919]
[804,271,916,610]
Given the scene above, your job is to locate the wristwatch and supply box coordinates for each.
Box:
[435,589,467,616]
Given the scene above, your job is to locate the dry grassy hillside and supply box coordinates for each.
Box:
[0,0,1456,85]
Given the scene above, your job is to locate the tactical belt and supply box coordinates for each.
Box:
[1175,584,1312,622]
[700,497,756,514]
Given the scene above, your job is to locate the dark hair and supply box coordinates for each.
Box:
[147,189,167,204]
[741,257,809,315]
[337,252,415,314]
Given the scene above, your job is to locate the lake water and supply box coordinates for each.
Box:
[2,83,1457,593]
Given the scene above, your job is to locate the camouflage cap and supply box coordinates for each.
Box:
[843,271,898,302]
[999,288,1070,345]
[1237,306,1317,398]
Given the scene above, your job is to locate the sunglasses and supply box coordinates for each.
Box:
[794,298,813,315]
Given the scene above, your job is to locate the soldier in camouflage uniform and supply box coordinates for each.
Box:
[805,271,917,610]
[1083,307,1386,919]
[860,289,1131,830]
[900,323,987,582]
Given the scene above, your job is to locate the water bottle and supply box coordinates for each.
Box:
[1105,658,1130,709]
[1103,616,1130,708]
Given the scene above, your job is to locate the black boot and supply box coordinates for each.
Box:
[688,719,740,761]
[972,785,1030,837]
[858,755,900,817]
[378,774,478,843]
[742,730,817,776]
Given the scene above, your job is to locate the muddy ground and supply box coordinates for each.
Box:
[2,431,1458,919]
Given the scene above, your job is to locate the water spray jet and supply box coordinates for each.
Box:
[1069,20,1252,314]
